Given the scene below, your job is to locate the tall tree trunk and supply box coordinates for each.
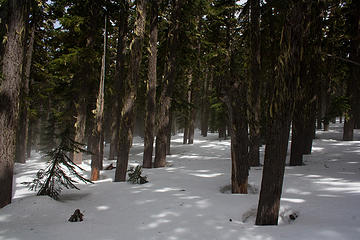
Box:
[26,119,33,158]
[229,99,249,194]
[109,0,128,161]
[0,0,28,208]
[200,71,210,137]
[256,116,292,225]
[188,29,201,145]
[73,98,87,164]
[183,118,189,144]
[290,104,306,166]
[115,0,146,181]
[343,117,355,141]
[143,0,159,168]
[166,110,173,155]
[183,73,192,144]
[91,14,107,181]
[155,101,170,167]
[303,105,316,154]
[15,18,35,164]
[343,0,360,140]
[184,73,194,144]
[256,0,305,225]
[154,0,183,168]
[248,0,261,167]
[188,104,196,144]
[248,128,260,166]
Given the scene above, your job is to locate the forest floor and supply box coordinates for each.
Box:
[1,121,360,240]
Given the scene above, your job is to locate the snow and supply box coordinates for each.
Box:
[1,121,360,240]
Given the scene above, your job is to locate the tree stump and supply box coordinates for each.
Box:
[104,163,116,170]
[68,209,84,222]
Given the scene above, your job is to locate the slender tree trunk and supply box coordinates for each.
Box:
[256,116,292,225]
[248,0,261,167]
[109,0,128,161]
[115,0,146,181]
[249,128,260,166]
[91,14,107,181]
[0,0,27,208]
[154,105,169,167]
[303,107,316,154]
[188,104,196,144]
[229,100,249,194]
[219,125,226,139]
[256,0,305,225]
[154,0,183,167]
[26,119,33,158]
[143,0,159,168]
[183,74,192,144]
[343,1,360,140]
[166,110,172,155]
[200,71,210,137]
[188,31,201,145]
[343,117,355,141]
[183,119,189,144]
[15,19,35,164]
[290,105,305,166]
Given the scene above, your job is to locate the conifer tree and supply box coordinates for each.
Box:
[115,0,147,181]
[143,0,160,168]
[0,0,28,208]
[25,130,93,200]
[256,0,307,225]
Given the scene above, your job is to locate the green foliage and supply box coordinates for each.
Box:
[127,165,148,184]
[24,129,93,200]
[326,95,350,122]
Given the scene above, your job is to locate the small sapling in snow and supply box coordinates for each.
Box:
[127,165,148,184]
[23,129,93,200]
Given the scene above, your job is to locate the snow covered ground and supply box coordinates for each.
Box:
[1,121,360,240]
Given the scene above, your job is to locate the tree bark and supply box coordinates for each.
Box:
[290,105,305,166]
[188,104,196,144]
[143,0,159,168]
[183,73,192,144]
[229,99,248,194]
[0,0,28,208]
[109,0,128,161]
[183,119,189,144]
[249,128,260,166]
[256,0,305,225]
[73,98,87,164]
[343,117,355,141]
[115,0,146,181]
[303,108,316,154]
[26,119,33,158]
[343,0,360,140]
[248,0,261,167]
[200,71,210,137]
[15,17,35,164]
[166,110,173,155]
[91,14,107,181]
[256,116,291,225]
[154,0,183,167]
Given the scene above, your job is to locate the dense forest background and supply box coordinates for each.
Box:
[0,0,359,226]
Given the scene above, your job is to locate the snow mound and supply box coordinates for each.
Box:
[278,207,299,224]
[241,207,299,225]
